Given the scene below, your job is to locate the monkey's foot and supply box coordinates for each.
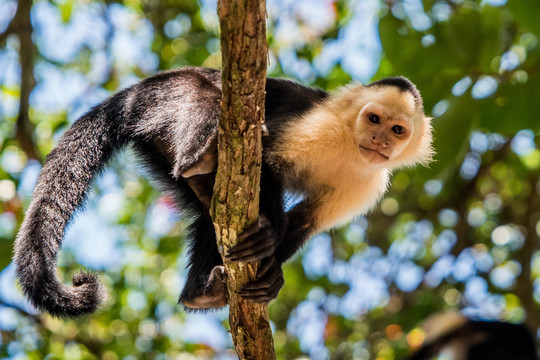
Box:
[225,215,277,262]
[180,266,228,309]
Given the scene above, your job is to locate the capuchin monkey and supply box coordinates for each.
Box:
[13,67,433,317]
[406,312,539,360]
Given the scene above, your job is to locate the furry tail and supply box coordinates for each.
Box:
[13,93,130,317]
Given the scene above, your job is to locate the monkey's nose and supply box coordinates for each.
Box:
[371,136,389,148]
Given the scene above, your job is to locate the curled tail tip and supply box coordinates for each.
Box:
[72,270,108,302]
[66,271,108,317]
[52,271,107,318]
[23,271,107,318]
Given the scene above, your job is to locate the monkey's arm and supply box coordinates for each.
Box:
[275,200,317,263]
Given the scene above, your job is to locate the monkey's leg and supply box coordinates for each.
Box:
[136,142,225,309]
[179,214,228,310]
[180,141,217,180]
[177,171,228,309]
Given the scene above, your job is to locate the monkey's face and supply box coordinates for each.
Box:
[355,101,413,165]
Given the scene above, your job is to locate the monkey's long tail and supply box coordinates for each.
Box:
[13,93,130,317]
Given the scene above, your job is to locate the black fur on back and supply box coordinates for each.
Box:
[13,67,328,317]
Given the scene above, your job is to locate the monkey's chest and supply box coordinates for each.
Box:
[314,172,389,231]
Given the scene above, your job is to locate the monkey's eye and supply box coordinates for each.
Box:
[368,114,380,124]
[392,125,406,135]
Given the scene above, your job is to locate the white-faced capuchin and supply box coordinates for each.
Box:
[406,312,539,360]
[13,67,433,317]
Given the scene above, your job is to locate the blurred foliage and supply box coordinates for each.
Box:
[1,0,540,359]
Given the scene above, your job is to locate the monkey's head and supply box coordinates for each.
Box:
[354,77,433,169]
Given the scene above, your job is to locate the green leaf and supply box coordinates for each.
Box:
[378,15,456,77]
[380,6,505,78]
[417,96,475,179]
[508,0,540,37]
[59,0,73,24]
[0,240,13,270]
[477,75,540,134]
[477,5,507,69]
[422,0,438,12]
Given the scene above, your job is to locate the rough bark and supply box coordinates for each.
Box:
[213,0,275,359]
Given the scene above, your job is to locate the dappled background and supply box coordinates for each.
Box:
[1,0,540,359]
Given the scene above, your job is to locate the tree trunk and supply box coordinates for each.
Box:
[213,0,275,359]
[2,0,40,161]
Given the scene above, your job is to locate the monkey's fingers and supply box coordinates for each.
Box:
[237,215,271,241]
[239,275,284,303]
[257,256,275,277]
[229,228,272,253]
[226,229,276,262]
[239,258,284,303]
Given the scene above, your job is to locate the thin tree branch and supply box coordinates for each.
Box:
[4,0,41,161]
[213,0,275,358]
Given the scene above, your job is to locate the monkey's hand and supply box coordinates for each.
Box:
[239,256,284,303]
[225,216,284,303]
[225,215,277,262]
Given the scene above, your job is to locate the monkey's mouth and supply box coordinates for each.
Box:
[359,145,389,161]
